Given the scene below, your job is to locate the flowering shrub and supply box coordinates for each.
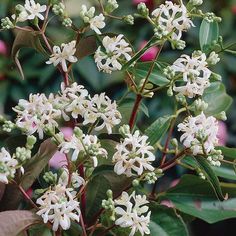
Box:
[0,0,236,236]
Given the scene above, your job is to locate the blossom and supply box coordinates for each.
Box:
[171,51,212,98]
[36,185,80,231]
[113,130,155,177]
[114,191,151,236]
[178,112,219,155]
[139,40,159,61]
[89,14,105,34]
[13,93,61,139]
[24,0,47,20]
[83,93,122,134]
[94,34,132,73]
[0,148,18,184]
[60,134,107,166]
[152,1,194,40]
[46,41,77,72]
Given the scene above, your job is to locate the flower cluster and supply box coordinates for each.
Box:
[80,5,105,34]
[113,130,155,177]
[13,93,61,139]
[114,191,151,236]
[46,40,78,73]
[178,112,219,157]
[0,148,18,184]
[152,1,194,44]
[94,34,132,73]
[60,133,107,166]
[168,51,214,98]
[36,184,81,231]
[13,83,121,139]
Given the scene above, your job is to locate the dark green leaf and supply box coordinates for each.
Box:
[145,116,172,146]
[203,82,232,116]
[199,19,219,52]
[161,174,236,223]
[149,204,189,236]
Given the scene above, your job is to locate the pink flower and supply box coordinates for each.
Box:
[133,0,154,9]
[49,127,73,169]
[0,40,7,56]
[217,121,227,146]
[139,41,159,61]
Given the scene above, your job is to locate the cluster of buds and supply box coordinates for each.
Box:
[43,171,58,184]
[207,149,224,167]
[52,2,72,27]
[102,190,116,221]
[1,17,14,29]
[105,0,119,14]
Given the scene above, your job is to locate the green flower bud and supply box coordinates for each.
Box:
[207,51,220,65]
[14,147,31,163]
[107,189,113,198]
[26,135,37,150]
[123,15,134,25]
[1,17,14,30]
[170,138,178,148]
[74,127,83,138]
[119,124,130,136]
[62,18,72,27]
[52,3,65,16]
[15,4,25,14]
[132,179,140,187]
[175,93,186,105]
[43,171,57,184]
[215,111,227,121]
[189,0,203,6]
[2,121,15,133]
[137,3,149,17]
[105,0,119,14]
[167,86,173,97]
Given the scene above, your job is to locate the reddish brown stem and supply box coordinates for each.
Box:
[129,94,142,129]
[79,165,86,219]
[99,224,116,236]
[55,228,62,236]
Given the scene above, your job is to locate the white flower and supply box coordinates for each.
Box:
[46,41,77,72]
[171,51,212,98]
[94,34,132,73]
[0,148,18,184]
[152,1,194,40]
[113,130,155,177]
[178,112,218,155]
[60,134,107,166]
[207,51,220,65]
[114,191,151,236]
[89,14,105,34]
[13,93,61,139]
[36,184,80,231]
[83,93,122,134]
[24,0,47,21]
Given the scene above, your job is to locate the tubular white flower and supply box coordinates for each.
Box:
[171,51,212,98]
[114,191,151,236]
[0,148,18,184]
[178,112,219,155]
[36,184,80,231]
[24,0,47,20]
[152,1,194,40]
[13,94,61,139]
[46,41,78,72]
[89,14,106,34]
[113,130,155,177]
[83,93,122,134]
[60,134,107,166]
[94,34,132,73]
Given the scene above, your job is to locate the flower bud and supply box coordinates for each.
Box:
[1,17,14,30]
[43,171,57,184]
[74,127,83,138]
[62,18,72,27]
[105,0,119,14]
[207,51,220,65]
[2,121,15,133]
[137,3,149,17]
[132,179,140,187]
[170,138,178,148]
[123,15,134,25]
[175,93,186,105]
[107,189,113,198]
[52,3,65,16]
[167,86,173,96]
[14,147,31,163]
[215,111,227,121]
[119,124,130,136]
[189,0,203,6]
[26,135,37,150]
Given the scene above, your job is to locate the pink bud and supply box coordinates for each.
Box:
[133,0,154,9]
[0,40,7,56]
[139,41,159,61]
[49,127,73,169]
[26,188,33,198]
[217,121,227,146]
[231,6,236,14]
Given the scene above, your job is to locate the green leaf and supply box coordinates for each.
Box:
[199,19,219,52]
[75,35,97,59]
[86,166,132,222]
[129,62,169,87]
[12,28,46,80]
[194,156,225,200]
[20,139,57,190]
[203,82,232,116]
[161,174,236,223]
[0,210,41,236]
[149,204,189,236]
[145,116,172,146]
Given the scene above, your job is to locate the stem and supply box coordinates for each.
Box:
[80,214,88,236]
[128,94,142,129]
[55,228,62,236]
[99,224,116,236]
[79,165,86,219]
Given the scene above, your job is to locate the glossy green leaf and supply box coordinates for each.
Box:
[194,156,225,200]
[149,204,189,236]
[130,62,169,87]
[145,116,172,146]
[161,174,236,223]
[0,210,41,236]
[203,82,232,116]
[199,19,219,52]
